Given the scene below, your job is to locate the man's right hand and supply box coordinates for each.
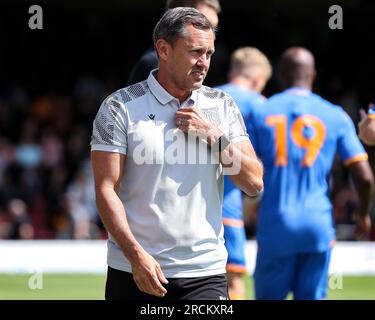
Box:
[130,248,169,297]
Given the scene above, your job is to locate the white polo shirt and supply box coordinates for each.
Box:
[91,70,249,278]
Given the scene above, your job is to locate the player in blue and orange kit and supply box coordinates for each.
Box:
[246,47,374,300]
[216,47,272,299]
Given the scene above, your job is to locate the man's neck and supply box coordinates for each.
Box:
[156,70,191,103]
[231,77,258,93]
[287,82,312,91]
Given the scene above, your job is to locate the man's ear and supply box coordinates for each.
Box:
[155,39,171,61]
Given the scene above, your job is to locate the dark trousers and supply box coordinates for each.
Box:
[105,266,229,300]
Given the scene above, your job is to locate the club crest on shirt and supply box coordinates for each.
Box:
[201,107,221,126]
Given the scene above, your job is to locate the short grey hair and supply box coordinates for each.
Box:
[153,7,215,47]
[165,0,222,14]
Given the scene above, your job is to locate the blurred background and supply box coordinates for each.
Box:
[0,0,374,299]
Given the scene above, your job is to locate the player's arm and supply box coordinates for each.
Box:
[220,98,263,196]
[91,151,168,297]
[347,160,374,238]
[221,140,264,197]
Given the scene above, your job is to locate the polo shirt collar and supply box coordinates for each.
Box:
[147,69,175,105]
[147,69,197,107]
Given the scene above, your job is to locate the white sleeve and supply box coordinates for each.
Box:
[226,95,249,144]
[90,93,128,154]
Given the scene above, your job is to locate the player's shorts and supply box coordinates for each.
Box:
[105,267,229,300]
[223,218,247,274]
[254,249,331,300]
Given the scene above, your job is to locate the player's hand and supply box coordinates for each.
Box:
[130,249,169,297]
[358,106,375,146]
[353,213,372,240]
[175,107,222,144]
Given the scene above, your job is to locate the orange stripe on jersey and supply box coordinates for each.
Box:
[368,114,375,120]
[222,218,244,227]
[226,263,248,274]
[344,153,368,166]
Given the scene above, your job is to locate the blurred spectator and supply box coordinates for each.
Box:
[66,125,91,175]
[40,127,64,168]
[6,199,34,240]
[15,118,41,169]
[0,138,14,186]
[73,76,105,124]
[340,88,361,125]
[333,181,360,240]
[66,160,100,239]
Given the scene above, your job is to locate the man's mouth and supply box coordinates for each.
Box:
[192,70,205,78]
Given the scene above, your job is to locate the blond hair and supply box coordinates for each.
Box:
[230,47,272,81]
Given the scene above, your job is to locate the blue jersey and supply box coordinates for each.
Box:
[216,83,266,221]
[247,87,368,255]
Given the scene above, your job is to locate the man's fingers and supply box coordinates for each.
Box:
[175,114,193,122]
[150,274,167,296]
[133,272,166,297]
[176,111,196,121]
[176,107,195,113]
[156,265,169,284]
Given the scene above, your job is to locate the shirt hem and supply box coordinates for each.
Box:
[107,259,227,278]
[91,144,127,155]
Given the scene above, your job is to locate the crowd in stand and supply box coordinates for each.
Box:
[0,76,110,239]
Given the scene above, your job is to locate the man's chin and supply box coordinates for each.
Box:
[191,80,204,90]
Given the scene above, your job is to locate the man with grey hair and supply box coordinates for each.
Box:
[127,0,221,85]
[91,7,263,300]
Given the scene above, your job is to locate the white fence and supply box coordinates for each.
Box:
[0,240,375,275]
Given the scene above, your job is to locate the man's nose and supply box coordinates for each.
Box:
[196,55,209,69]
